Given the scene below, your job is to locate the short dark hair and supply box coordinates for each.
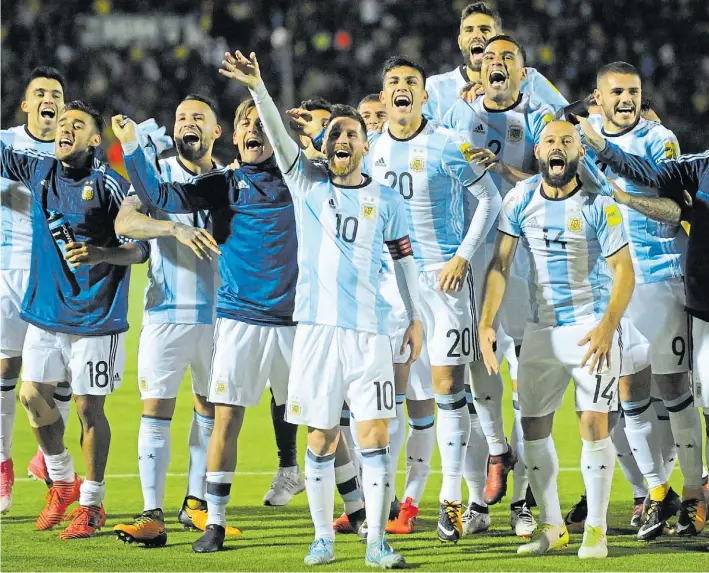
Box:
[182,93,219,117]
[460,2,502,30]
[381,56,426,84]
[61,100,103,133]
[26,66,66,93]
[484,34,526,66]
[300,97,333,113]
[358,94,381,108]
[596,61,640,86]
[327,104,367,139]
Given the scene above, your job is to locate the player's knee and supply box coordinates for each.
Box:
[654,371,689,401]
[578,411,609,441]
[307,427,339,455]
[357,419,389,449]
[193,393,214,418]
[19,384,60,428]
[0,356,22,380]
[521,414,553,441]
[74,396,107,428]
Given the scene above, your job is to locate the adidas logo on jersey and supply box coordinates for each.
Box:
[374,157,386,167]
[237,180,249,189]
[473,124,485,134]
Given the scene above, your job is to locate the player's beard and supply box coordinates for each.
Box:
[538,155,580,188]
[176,137,208,162]
[328,151,361,177]
[605,102,638,131]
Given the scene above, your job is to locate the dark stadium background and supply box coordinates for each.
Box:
[2,0,708,170]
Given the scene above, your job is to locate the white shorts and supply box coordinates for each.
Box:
[287,324,395,429]
[691,317,709,408]
[621,279,689,376]
[22,324,125,396]
[0,269,30,358]
[518,321,621,418]
[138,323,214,400]
[471,241,531,346]
[418,268,477,366]
[208,318,294,407]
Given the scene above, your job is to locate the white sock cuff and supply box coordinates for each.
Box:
[581,436,613,452]
[206,471,235,484]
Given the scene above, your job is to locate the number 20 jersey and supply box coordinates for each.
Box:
[366,119,490,271]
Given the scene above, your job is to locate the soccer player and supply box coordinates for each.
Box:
[563,62,693,540]
[218,49,425,568]
[423,2,567,123]
[1,101,149,538]
[442,35,565,534]
[1,66,71,513]
[576,113,709,537]
[368,56,501,543]
[114,93,300,553]
[112,95,232,547]
[359,94,388,133]
[479,120,635,558]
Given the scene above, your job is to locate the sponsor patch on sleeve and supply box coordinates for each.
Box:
[604,204,622,227]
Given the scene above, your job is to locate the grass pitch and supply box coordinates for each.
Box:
[1,266,708,572]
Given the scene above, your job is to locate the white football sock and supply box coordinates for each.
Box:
[403,414,435,507]
[388,395,407,474]
[622,398,667,488]
[665,391,703,489]
[139,415,171,511]
[610,415,648,499]
[361,447,393,542]
[652,400,678,478]
[79,479,105,507]
[581,437,615,533]
[205,470,234,527]
[186,410,213,500]
[510,393,529,504]
[44,448,74,483]
[304,448,336,541]
[335,460,363,515]
[53,382,72,428]
[463,399,488,508]
[0,378,17,461]
[436,391,470,504]
[468,361,507,455]
[525,436,562,527]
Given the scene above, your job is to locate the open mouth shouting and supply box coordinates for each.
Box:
[547,151,567,176]
[488,68,508,88]
[181,128,201,146]
[244,135,263,153]
[470,41,486,60]
[39,106,56,121]
[58,134,74,151]
[393,92,413,113]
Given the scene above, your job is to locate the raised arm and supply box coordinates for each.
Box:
[219,51,300,174]
[576,115,706,200]
[0,141,38,186]
[113,118,230,214]
[114,193,220,260]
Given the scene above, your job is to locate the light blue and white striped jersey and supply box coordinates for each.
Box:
[1,126,54,270]
[284,151,409,335]
[138,156,219,324]
[498,175,628,327]
[365,120,491,271]
[423,66,568,123]
[587,114,685,284]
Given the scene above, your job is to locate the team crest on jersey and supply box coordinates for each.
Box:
[604,204,622,227]
[459,142,475,162]
[361,197,377,221]
[542,113,554,125]
[81,183,94,201]
[216,382,226,394]
[410,157,424,172]
[289,401,302,417]
[664,141,679,159]
[567,217,583,233]
[139,378,148,391]
[507,124,523,143]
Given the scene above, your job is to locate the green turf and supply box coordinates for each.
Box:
[1,265,708,572]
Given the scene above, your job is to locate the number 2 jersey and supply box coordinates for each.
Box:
[498,175,628,327]
[587,114,685,284]
[365,119,496,271]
